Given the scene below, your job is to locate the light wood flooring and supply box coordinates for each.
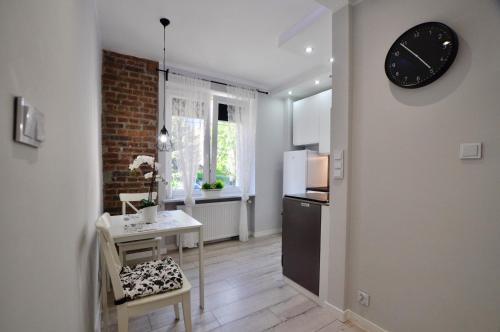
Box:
[103,234,364,332]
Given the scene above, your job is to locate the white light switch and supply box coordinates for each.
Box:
[333,149,344,179]
[460,143,482,160]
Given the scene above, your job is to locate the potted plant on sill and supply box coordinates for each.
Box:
[201,180,224,198]
[129,155,166,223]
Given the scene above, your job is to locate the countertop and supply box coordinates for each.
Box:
[306,186,329,193]
[284,192,329,205]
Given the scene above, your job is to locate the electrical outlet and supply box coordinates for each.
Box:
[358,290,370,306]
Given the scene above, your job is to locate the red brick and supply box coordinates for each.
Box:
[101,50,159,215]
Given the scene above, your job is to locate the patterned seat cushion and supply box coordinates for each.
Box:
[119,256,183,302]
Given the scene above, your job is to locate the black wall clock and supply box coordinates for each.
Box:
[385,22,458,88]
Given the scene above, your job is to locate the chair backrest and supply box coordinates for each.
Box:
[96,213,125,301]
[119,192,158,215]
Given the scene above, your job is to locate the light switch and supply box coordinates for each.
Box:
[333,149,344,179]
[460,143,482,160]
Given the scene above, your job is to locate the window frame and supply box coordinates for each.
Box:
[167,92,210,199]
[168,93,241,199]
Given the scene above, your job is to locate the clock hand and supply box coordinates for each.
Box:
[399,43,431,69]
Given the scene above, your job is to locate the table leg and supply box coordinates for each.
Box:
[199,227,204,310]
[178,233,183,267]
[100,248,109,332]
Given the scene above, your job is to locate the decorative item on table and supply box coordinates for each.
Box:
[124,223,160,233]
[201,180,224,198]
[129,155,167,223]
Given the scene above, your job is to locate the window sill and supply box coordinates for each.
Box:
[163,193,255,205]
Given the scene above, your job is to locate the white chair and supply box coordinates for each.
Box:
[117,192,162,264]
[97,213,192,332]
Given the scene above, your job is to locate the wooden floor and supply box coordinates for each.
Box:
[104,235,364,332]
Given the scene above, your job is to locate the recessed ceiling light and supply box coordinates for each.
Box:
[314,80,320,85]
[288,91,293,95]
[305,46,313,54]
[330,57,334,63]
[443,41,451,46]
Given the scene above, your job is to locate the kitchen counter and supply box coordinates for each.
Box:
[284,192,329,205]
[306,186,329,193]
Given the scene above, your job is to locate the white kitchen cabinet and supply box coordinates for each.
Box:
[293,95,320,146]
[318,90,331,154]
[292,89,331,154]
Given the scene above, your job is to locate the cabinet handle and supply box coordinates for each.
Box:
[300,202,310,207]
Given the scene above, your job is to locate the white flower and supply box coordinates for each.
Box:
[145,172,166,182]
[129,155,156,171]
[141,155,155,167]
[155,175,167,183]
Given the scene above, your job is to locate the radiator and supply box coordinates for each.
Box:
[177,201,241,242]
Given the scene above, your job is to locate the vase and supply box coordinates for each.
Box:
[202,189,222,199]
[141,205,158,223]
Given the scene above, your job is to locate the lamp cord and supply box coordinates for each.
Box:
[163,25,166,130]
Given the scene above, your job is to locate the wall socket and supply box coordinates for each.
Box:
[358,290,370,306]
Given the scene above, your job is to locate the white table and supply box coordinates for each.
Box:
[101,210,204,329]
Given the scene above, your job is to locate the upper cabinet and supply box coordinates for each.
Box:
[292,95,320,146]
[318,91,331,154]
[292,89,331,154]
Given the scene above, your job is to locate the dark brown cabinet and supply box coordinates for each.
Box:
[282,197,322,295]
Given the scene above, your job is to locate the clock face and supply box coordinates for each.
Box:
[385,22,459,88]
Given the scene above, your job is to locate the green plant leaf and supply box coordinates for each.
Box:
[140,199,156,208]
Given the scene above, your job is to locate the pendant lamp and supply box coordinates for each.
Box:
[158,17,173,152]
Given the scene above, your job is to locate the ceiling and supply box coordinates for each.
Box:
[98,0,339,96]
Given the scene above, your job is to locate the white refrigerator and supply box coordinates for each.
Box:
[283,150,329,195]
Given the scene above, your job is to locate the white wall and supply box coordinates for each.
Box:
[0,0,102,331]
[254,95,292,235]
[328,4,351,311]
[329,0,500,331]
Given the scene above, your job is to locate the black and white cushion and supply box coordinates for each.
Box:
[119,256,183,302]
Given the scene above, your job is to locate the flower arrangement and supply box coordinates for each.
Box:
[129,155,166,209]
[201,180,224,190]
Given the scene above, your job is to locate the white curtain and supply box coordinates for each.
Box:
[168,73,211,248]
[226,86,257,242]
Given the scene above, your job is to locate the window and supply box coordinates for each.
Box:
[170,97,209,194]
[170,117,205,191]
[211,102,237,187]
[168,95,240,197]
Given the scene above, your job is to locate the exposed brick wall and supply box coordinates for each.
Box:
[101,50,158,215]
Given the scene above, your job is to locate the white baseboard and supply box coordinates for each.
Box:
[323,301,347,322]
[253,228,281,237]
[321,303,389,332]
[345,310,389,332]
[283,276,321,305]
